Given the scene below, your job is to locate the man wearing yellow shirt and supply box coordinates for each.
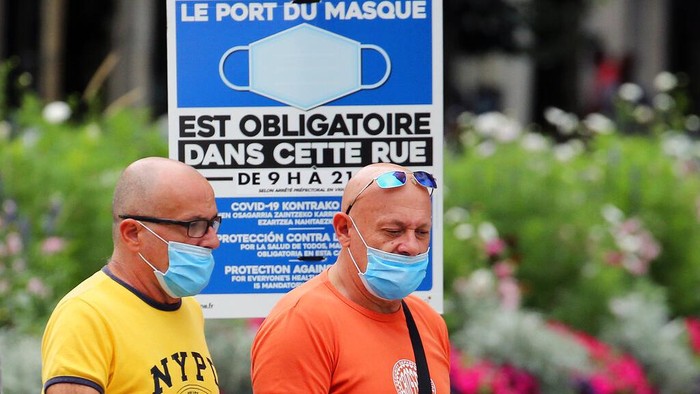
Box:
[42,157,221,394]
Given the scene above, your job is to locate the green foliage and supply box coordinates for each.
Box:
[444,100,700,333]
[0,92,167,333]
[2,65,700,392]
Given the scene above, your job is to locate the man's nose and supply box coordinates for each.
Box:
[198,225,221,249]
[395,232,425,256]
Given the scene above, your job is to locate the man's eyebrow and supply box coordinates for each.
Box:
[184,213,219,221]
[380,219,432,228]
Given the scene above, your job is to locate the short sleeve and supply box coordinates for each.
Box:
[41,298,113,391]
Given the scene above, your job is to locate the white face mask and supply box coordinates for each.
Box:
[219,23,391,110]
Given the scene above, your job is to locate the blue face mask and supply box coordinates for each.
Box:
[137,222,216,298]
[347,216,430,300]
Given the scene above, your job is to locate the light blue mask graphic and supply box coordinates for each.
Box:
[138,222,216,298]
[219,23,391,110]
[347,216,429,300]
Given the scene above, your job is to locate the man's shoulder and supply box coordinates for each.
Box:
[60,270,111,300]
[403,296,444,318]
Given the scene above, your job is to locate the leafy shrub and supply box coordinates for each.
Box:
[0,93,167,333]
[444,109,700,332]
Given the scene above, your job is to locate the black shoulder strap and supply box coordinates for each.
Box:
[402,300,432,393]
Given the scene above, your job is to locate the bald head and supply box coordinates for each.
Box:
[111,157,217,243]
[113,157,203,217]
[342,163,431,217]
[342,163,400,211]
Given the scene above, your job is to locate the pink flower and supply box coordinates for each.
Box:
[247,318,265,331]
[41,236,66,255]
[450,347,499,393]
[549,322,653,393]
[619,218,642,234]
[27,277,49,298]
[6,232,22,255]
[604,251,623,266]
[685,318,700,355]
[493,261,514,278]
[485,238,507,257]
[450,346,538,394]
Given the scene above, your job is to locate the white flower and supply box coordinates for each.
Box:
[520,132,549,152]
[633,105,654,123]
[544,107,566,125]
[559,113,580,135]
[616,233,642,254]
[661,133,692,158]
[467,269,495,295]
[494,121,522,142]
[473,112,502,137]
[444,206,469,224]
[602,204,624,224]
[653,71,678,92]
[544,107,579,135]
[42,101,71,124]
[653,93,675,112]
[457,111,475,129]
[453,223,474,240]
[478,222,499,241]
[473,112,522,142]
[553,140,583,162]
[476,141,496,157]
[685,115,700,132]
[609,296,635,317]
[618,83,644,102]
[583,113,615,134]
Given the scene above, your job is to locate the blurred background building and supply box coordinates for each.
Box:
[0,0,697,139]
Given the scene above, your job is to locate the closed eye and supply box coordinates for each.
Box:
[385,229,403,236]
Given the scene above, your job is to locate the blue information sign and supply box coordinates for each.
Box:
[166,0,444,318]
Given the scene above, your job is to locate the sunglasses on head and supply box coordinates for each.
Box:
[345,170,437,214]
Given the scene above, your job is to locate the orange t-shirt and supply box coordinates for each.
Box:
[251,269,451,393]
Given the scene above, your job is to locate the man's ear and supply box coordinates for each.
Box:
[333,213,352,247]
[119,219,142,251]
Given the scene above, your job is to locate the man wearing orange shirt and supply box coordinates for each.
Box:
[251,162,450,393]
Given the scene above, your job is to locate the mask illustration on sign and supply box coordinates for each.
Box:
[219,23,391,111]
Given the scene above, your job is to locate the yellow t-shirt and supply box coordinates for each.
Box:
[41,267,219,394]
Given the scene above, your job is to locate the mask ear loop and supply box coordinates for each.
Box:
[346,215,369,245]
[345,215,370,275]
[134,221,169,274]
[136,221,169,245]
